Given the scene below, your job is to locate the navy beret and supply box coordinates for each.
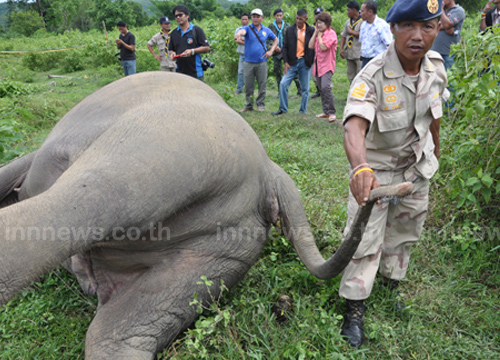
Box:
[386,0,442,23]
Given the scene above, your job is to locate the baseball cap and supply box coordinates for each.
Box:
[159,16,170,24]
[251,8,264,16]
[314,7,324,15]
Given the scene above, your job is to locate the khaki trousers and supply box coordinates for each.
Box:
[346,59,361,84]
[339,169,430,300]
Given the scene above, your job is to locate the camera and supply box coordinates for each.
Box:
[201,58,215,71]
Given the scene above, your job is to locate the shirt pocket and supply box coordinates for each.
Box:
[429,97,443,120]
[369,109,410,149]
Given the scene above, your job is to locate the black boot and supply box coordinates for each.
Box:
[380,277,405,312]
[341,299,366,347]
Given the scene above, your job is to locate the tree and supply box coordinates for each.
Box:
[9,9,45,36]
[228,3,250,18]
[87,0,136,30]
[128,1,153,27]
[247,0,281,16]
[150,0,226,22]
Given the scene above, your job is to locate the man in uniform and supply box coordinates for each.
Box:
[169,5,210,80]
[147,16,176,72]
[340,0,449,348]
[340,1,363,83]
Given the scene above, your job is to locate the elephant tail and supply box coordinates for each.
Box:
[271,162,414,280]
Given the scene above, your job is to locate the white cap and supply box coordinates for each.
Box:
[251,8,263,16]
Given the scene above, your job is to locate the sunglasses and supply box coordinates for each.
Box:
[174,13,185,18]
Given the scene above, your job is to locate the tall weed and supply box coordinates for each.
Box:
[435,22,500,227]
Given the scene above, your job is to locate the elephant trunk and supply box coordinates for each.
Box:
[273,163,413,280]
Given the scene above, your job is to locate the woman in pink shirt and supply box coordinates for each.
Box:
[308,12,338,122]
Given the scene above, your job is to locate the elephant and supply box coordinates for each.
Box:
[0,72,413,359]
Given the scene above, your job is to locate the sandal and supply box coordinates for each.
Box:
[328,114,337,122]
[315,113,329,119]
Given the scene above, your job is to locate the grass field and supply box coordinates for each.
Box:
[0,46,499,360]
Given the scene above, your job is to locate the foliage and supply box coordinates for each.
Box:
[435,18,500,226]
[8,9,45,37]
[0,78,34,98]
[150,0,227,21]
[45,0,95,33]
[87,0,137,30]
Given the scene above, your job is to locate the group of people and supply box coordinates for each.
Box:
[114,1,495,349]
[234,7,339,121]
[115,5,210,80]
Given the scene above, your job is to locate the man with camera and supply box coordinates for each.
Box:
[168,4,210,81]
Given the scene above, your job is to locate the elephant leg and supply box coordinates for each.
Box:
[0,151,36,208]
[85,249,244,360]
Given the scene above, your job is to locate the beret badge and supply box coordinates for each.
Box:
[427,0,439,14]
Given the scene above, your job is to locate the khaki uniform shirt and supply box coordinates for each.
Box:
[147,31,176,70]
[340,17,363,60]
[343,42,449,180]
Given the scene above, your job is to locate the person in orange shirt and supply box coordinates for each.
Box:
[272,9,316,115]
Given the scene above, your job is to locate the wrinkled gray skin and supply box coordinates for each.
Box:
[0,72,410,359]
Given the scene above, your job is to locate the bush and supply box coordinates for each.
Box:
[0,79,34,98]
[434,21,500,225]
[61,49,86,73]
[21,51,64,71]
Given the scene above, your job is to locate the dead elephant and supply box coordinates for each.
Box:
[0,72,411,359]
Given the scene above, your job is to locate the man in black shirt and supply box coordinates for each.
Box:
[116,20,136,76]
[168,5,210,80]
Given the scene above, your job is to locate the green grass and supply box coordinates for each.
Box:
[1,34,500,360]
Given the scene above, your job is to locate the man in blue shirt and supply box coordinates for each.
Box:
[234,9,278,112]
[359,1,392,68]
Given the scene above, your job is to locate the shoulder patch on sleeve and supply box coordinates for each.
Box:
[361,59,384,78]
[350,82,368,99]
